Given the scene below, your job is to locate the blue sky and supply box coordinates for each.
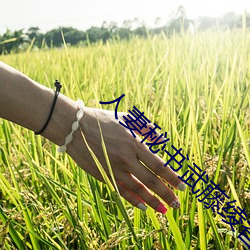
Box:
[0,0,249,33]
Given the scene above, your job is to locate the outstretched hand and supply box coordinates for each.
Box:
[66,107,186,213]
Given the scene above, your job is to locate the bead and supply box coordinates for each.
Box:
[57,145,67,153]
[76,109,84,120]
[72,121,79,131]
[76,100,84,108]
[57,99,85,153]
[65,133,73,144]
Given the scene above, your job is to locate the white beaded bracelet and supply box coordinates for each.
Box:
[57,100,85,153]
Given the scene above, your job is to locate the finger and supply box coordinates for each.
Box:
[136,142,186,191]
[137,122,164,142]
[118,173,168,213]
[131,162,180,209]
[120,169,179,211]
[118,113,162,143]
[116,180,148,211]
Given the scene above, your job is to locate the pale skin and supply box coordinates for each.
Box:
[0,61,186,214]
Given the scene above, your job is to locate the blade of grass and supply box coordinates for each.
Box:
[0,206,26,250]
[165,210,187,250]
[79,126,142,249]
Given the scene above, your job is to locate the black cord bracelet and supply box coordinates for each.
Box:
[35,80,62,135]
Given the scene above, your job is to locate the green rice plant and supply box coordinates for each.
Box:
[0,29,249,249]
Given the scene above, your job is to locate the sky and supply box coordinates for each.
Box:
[0,0,249,34]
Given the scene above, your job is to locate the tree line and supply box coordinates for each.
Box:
[1,10,249,54]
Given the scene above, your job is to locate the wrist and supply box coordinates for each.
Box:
[42,93,79,146]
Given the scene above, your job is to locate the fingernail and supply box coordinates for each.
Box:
[178,182,186,191]
[170,199,181,209]
[137,203,147,211]
[156,203,167,214]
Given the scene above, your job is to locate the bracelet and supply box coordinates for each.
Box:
[57,100,85,153]
[35,80,62,135]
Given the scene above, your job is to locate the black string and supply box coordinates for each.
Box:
[35,80,62,135]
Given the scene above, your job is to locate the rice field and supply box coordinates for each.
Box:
[0,29,250,249]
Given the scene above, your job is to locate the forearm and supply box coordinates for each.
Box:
[0,61,77,145]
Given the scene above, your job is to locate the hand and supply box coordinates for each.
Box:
[66,107,186,213]
[0,62,185,213]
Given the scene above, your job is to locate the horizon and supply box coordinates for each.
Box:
[0,0,249,34]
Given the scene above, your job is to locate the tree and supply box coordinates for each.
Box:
[108,21,118,33]
[45,27,85,47]
[0,29,29,54]
[122,19,132,30]
[154,17,162,28]
[27,27,43,47]
[168,5,194,34]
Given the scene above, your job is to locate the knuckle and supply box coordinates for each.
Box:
[126,138,135,148]
[118,184,127,194]
[131,183,144,194]
[154,161,165,175]
[161,191,174,203]
[135,136,141,143]
[115,152,128,163]
[145,175,157,189]
[137,142,149,156]
[119,112,129,120]
[147,196,159,207]
[125,137,138,149]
